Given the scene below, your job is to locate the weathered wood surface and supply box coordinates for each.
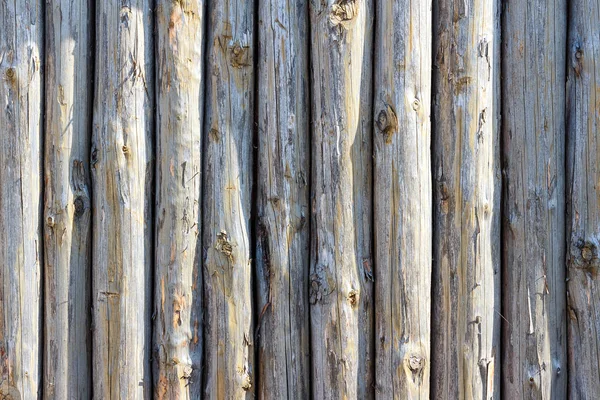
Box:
[373,0,432,398]
[308,1,374,399]
[566,0,600,397]
[255,0,310,398]
[91,1,154,398]
[43,0,92,398]
[0,1,44,398]
[431,0,501,397]
[502,0,567,397]
[153,1,205,398]
[203,0,255,397]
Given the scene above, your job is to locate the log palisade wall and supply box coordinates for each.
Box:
[0,0,598,399]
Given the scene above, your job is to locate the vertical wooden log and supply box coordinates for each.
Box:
[255,0,310,398]
[0,1,44,398]
[566,0,600,397]
[203,0,254,397]
[431,0,501,398]
[43,0,92,398]
[153,1,205,398]
[502,0,567,397]
[373,0,432,398]
[91,1,154,398]
[309,1,374,398]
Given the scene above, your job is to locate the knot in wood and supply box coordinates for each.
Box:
[376,105,398,144]
[347,289,359,307]
[74,197,85,217]
[408,355,424,372]
[330,0,359,26]
[216,230,234,262]
[5,67,16,82]
[230,43,251,68]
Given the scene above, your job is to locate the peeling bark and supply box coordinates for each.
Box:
[255,0,310,398]
[566,0,600,397]
[203,0,255,397]
[91,1,154,398]
[431,0,501,398]
[309,0,374,398]
[43,0,93,398]
[374,0,432,398]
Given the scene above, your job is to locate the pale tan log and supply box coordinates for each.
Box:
[91,1,154,398]
[203,0,255,398]
[153,1,205,398]
[502,0,567,397]
[308,1,374,398]
[255,0,310,398]
[566,0,600,397]
[373,0,432,398]
[0,1,44,398]
[43,0,93,398]
[431,0,501,398]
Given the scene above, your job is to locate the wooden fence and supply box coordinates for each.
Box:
[0,0,597,399]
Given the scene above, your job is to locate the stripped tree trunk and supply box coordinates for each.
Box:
[309,1,374,398]
[255,0,310,398]
[203,0,254,397]
[43,0,92,398]
[373,0,432,398]
[153,1,205,398]
[566,0,600,397]
[431,0,501,398]
[0,1,43,398]
[91,2,154,398]
[502,0,567,397]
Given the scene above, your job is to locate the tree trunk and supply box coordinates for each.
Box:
[153,1,205,398]
[255,0,310,398]
[373,0,432,398]
[91,2,154,398]
[431,0,501,398]
[566,0,600,397]
[308,1,374,398]
[43,0,92,398]
[203,0,255,397]
[502,0,567,397]
[0,1,44,399]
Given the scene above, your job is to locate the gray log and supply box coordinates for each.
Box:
[502,0,567,397]
[91,1,154,398]
[255,0,310,398]
[373,0,432,398]
[203,0,255,397]
[0,1,44,398]
[309,0,374,398]
[43,0,92,398]
[566,0,600,397]
[431,0,502,397]
[153,1,205,398]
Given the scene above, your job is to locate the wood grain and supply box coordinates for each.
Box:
[43,0,93,398]
[255,0,310,398]
[91,1,154,398]
[374,0,432,397]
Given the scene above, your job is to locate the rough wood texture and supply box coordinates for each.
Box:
[0,1,44,399]
[203,0,254,397]
[309,1,374,398]
[91,2,154,398]
[566,0,600,397]
[373,0,432,398]
[153,1,205,398]
[255,0,310,398]
[502,0,567,397]
[431,0,501,398]
[43,0,92,398]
